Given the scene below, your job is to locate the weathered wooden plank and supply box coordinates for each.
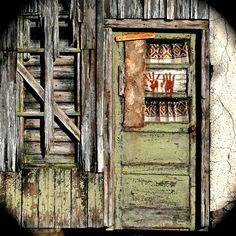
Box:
[104,19,209,29]
[38,168,55,228]
[24,142,75,155]
[17,61,81,142]
[81,50,96,171]
[190,0,209,20]
[24,117,76,129]
[69,0,83,44]
[176,0,190,19]
[17,47,80,54]
[104,0,117,18]
[144,0,151,20]
[71,169,87,228]
[149,0,165,18]
[5,173,22,223]
[115,33,155,41]
[166,0,176,20]
[24,65,75,79]
[22,169,39,228]
[122,132,189,164]
[87,173,104,228]
[117,0,125,19]
[16,73,25,170]
[54,79,75,91]
[124,0,143,19]
[103,28,114,227]
[200,30,210,227]
[24,155,75,165]
[25,91,75,103]
[54,169,71,228]
[97,0,105,173]
[24,102,75,113]
[21,0,39,13]
[124,40,145,128]
[40,0,60,154]
[75,50,81,167]
[24,129,73,142]
[81,0,96,49]
[0,17,17,171]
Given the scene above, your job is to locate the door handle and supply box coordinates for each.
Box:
[188,124,196,142]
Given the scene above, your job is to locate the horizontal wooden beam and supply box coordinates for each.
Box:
[105,19,209,29]
[17,111,80,117]
[115,33,155,42]
[17,48,81,54]
[17,61,81,142]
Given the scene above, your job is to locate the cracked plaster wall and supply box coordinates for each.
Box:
[210,7,236,211]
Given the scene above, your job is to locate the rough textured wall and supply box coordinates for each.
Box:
[210,7,236,211]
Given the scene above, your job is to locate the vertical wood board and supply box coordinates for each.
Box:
[54,169,71,228]
[81,0,96,49]
[81,50,96,171]
[38,168,55,228]
[87,173,104,228]
[22,169,39,228]
[176,0,190,19]
[71,169,87,228]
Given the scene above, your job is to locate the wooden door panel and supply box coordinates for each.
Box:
[122,174,190,209]
[122,132,190,164]
[122,208,190,229]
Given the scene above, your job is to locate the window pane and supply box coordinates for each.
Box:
[144,69,188,97]
[144,99,189,123]
[146,42,189,64]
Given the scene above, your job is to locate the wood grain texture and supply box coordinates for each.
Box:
[81,50,96,171]
[17,61,81,142]
[22,169,39,228]
[54,169,71,228]
[97,0,105,173]
[0,17,17,171]
[87,173,104,228]
[71,169,87,228]
[104,19,209,29]
[38,168,55,228]
[166,0,176,20]
[81,0,96,49]
[103,28,114,227]
[200,30,210,227]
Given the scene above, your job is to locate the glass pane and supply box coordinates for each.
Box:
[144,69,188,97]
[146,42,189,64]
[145,99,189,123]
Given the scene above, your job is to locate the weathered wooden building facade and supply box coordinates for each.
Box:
[0,0,211,233]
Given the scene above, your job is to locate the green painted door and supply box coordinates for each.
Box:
[113,32,197,230]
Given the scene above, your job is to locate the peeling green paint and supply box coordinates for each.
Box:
[113,32,197,230]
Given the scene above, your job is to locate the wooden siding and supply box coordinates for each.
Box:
[105,0,209,20]
[0,169,103,229]
[0,0,210,231]
[0,17,17,171]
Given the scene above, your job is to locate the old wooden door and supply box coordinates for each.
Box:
[113,32,197,230]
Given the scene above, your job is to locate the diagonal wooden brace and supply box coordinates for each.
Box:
[17,61,80,142]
